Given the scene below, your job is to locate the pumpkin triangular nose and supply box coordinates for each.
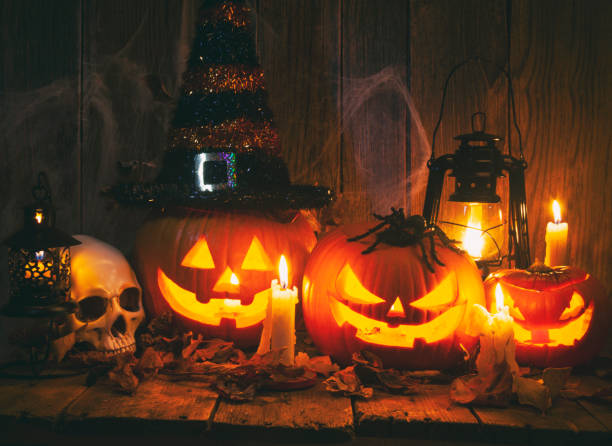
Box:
[386,297,406,318]
[213,267,240,293]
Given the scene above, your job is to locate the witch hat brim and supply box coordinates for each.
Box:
[111,147,333,210]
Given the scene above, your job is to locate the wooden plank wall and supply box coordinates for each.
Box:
[0,0,610,355]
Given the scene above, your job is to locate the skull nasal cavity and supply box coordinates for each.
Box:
[111,315,127,336]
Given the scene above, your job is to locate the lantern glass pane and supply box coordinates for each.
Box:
[437,201,507,264]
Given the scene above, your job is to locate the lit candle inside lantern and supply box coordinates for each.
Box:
[463,205,484,259]
[257,255,298,365]
[545,200,569,266]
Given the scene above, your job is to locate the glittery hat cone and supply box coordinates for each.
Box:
[113,0,332,210]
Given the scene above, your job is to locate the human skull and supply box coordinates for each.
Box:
[66,235,144,355]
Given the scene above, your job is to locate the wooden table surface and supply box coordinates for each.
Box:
[0,373,610,446]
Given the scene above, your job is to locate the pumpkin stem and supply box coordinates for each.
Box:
[527,261,556,274]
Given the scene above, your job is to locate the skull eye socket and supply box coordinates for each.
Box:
[76,296,108,322]
[119,287,141,312]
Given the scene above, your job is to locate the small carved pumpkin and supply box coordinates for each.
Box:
[134,208,316,347]
[484,264,610,367]
[302,222,485,369]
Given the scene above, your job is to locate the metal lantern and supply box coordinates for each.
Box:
[422,59,531,272]
[2,173,81,317]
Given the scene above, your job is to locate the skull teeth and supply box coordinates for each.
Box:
[102,343,136,356]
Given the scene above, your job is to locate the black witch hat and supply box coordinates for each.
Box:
[112,0,332,210]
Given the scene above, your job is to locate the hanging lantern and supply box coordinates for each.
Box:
[422,59,531,271]
[2,173,81,317]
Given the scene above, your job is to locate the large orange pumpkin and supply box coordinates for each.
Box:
[302,222,485,369]
[134,208,316,347]
[484,265,610,367]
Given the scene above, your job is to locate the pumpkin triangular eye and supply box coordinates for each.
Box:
[409,272,457,310]
[241,236,274,271]
[386,297,406,318]
[559,292,585,321]
[213,267,240,293]
[337,264,385,305]
[181,237,215,269]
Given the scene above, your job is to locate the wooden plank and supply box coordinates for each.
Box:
[409,0,507,217]
[212,383,354,442]
[353,384,479,439]
[255,0,341,203]
[340,0,410,223]
[0,0,81,362]
[0,375,87,423]
[473,398,608,444]
[64,377,218,434]
[80,0,195,254]
[512,0,612,287]
[578,399,612,432]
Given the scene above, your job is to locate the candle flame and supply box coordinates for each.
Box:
[34,211,43,224]
[35,250,45,261]
[279,255,288,289]
[495,283,505,313]
[224,298,241,307]
[552,200,562,224]
[230,273,239,285]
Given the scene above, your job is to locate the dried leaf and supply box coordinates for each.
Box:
[405,370,454,384]
[108,354,139,394]
[135,347,164,379]
[352,351,384,369]
[248,349,286,367]
[515,376,552,413]
[148,312,177,338]
[295,352,339,377]
[376,369,418,394]
[181,333,204,359]
[450,362,514,407]
[213,377,258,401]
[542,367,572,399]
[324,366,373,399]
[195,339,236,363]
[265,369,318,391]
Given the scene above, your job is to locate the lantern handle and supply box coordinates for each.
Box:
[32,172,53,204]
[429,57,524,165]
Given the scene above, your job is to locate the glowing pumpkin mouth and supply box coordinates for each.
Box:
[329,298,466,348]
[512,302,594,347]
[157,268,268,328]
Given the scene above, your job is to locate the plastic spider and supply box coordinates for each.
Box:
[347,207,463,273]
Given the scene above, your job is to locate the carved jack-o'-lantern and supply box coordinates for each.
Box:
[134,209,316,347]
[302,218,485,370]
[485,264,610,367]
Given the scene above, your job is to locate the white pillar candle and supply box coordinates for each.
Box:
[256,255,297,366]
[270,278,298,366]
[545,200,569,266]
[466,284,518,377]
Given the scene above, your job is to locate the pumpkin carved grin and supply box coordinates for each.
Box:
[329,267,466,348]
[329,298,466,347]
[157,268,268,328]
[510,295,594,347]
